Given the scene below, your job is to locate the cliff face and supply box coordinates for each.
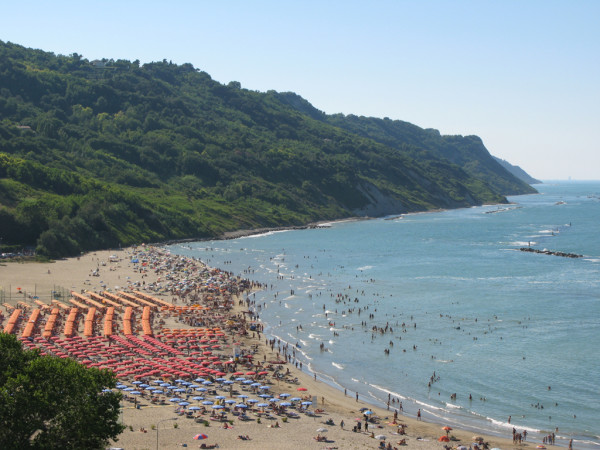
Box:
[0,40,528,257]
[352,183,407,217]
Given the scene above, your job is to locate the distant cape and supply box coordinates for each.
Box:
[493,157,542,184]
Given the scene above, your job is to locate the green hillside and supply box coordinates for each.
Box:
[0,41,535,258]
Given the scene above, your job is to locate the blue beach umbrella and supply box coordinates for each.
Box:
[195,387,207,392]
[279,393,291,398]
[259,385,270,390]
[224,399,236,404]
[242,380,253,385]
[290,397,301,402]
[301,401,312,406]
[246,399,259,404]
[202,400,214,405]
[102,388,113,393]
[130,391,142,395]
[169,397,183,402]
[202,381,213,385]
[235,377,246,382]
[211,404,224,409]
[256,403,269,408]
[132,381,142,385]
[189,406,201,411]
[192,396,204,401]
[179,401,190,407]
[235,403,247,408]
[280,401,292,407]
[214,395,226,400]
[237,394,248,399]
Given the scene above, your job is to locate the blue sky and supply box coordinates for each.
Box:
[2,1,599,180]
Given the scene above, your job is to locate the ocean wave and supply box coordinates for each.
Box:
[445,403,462,409]
[239,230,292,239]
[357,265,374,271]
[332,362,344,370]
[510,241,537,246]
[369,384,407,401]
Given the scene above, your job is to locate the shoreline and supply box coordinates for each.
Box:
[0,247,544,449]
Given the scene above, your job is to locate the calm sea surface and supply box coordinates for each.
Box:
[168,181,600,448]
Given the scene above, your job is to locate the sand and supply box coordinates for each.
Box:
[0,248,529,449]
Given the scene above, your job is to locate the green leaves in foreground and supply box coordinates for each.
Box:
[0,333,125,449]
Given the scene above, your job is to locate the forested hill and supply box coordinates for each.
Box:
[0,41,536,258]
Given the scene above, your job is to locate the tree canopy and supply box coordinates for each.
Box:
[0,40,536,258]
[0,333,125,449]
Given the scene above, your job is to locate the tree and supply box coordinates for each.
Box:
[0,333,125,449]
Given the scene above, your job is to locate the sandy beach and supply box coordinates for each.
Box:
[1,247,532,449]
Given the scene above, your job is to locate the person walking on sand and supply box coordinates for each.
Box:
[340,420,344,429]
[417,409,421,420]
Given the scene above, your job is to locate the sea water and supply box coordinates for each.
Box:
[168,181,600,448]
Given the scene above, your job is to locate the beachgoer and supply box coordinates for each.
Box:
[417,409,421,420]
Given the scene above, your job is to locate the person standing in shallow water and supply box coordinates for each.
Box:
[417,409,421,420]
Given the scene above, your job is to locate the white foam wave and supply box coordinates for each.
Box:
[357,265,373,271]
[445,403,462,409]
[511,241,537,246]
[369,383,407,401]
[332,362,344,370]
